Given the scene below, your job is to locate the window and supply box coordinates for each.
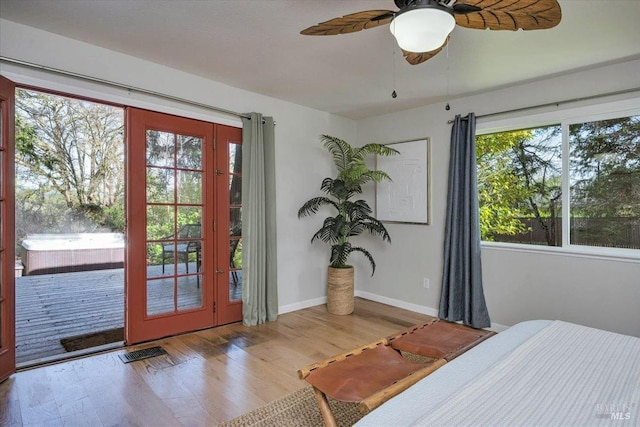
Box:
[477,111,640,253]
[569,116,640,249]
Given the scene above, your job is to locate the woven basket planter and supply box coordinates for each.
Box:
[327,266,354,315]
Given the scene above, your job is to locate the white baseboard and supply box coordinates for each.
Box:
[278,296,326,315]
[279,291,511,333]
[355,290,439,317]
[355,291,511,332]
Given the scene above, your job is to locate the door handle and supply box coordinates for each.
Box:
[216,269,224,274]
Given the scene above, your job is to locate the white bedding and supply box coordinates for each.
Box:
[356,320,640,426]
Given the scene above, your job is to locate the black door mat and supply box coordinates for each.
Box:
[60,327,124,352]
[119,346,167,363]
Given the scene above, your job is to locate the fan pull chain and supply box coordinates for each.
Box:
[392,30,397,99]
[445,40,451,111]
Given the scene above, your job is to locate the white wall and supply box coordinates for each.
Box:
[0,19,356,311]
[356,58,640,337]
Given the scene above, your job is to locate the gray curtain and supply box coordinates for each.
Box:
[241,113,278,326]
[439,113,491,329]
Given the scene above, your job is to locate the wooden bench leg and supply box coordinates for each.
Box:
[312,386,338,427]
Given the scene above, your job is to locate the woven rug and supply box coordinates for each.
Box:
[219,353,436,426]
[218,386,363,427]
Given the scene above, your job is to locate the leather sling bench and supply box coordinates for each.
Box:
[387,318,496,361]
[297,319,495,427]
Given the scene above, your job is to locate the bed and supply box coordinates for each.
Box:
[355,320,640,426]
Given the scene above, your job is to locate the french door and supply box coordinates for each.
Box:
[0,76,16,382]
[214,124,243,324]
[126,108,241,344]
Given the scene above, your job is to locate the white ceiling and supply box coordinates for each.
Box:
[1,0,639,119]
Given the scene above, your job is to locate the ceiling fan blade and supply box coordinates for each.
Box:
[301,10,394,36]
[402,38,448,65]
[452,3,482,14]
[453,0,561,31]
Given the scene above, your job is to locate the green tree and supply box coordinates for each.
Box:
[569,115,640,247]
[476,125,562,245]
[15,89,125,237]
[476,131,530,240]
[570,116,640,217]
[512,126,562,245]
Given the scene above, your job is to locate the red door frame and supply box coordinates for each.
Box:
[126,107,219,344]
[215,125,243,325]
[0,75,16,382]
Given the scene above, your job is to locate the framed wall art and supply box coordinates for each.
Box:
[375,138,430,224]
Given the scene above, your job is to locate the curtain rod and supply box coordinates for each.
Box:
[447,86,640,124]
[0,56,252,120]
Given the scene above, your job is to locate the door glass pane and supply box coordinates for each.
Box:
[230,207,241,236]
[229,238,242,302]
[229,270,242,302]
[146,278,174,316]
[146,130,174,167]
[229,175,241,205]
[146,205,174,241]
[177,135,202,170]
[177,171,202,204]
[177,275,202,310]
[229,238,242,269]
[147,242,174,278]
[229,142,242,173]
[174,241,198,275]
[147,167,175,203]
[177,207,202,233]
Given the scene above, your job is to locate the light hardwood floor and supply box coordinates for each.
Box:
[1,298,432,427]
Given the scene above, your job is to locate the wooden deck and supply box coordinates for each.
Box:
[15,263,242,364]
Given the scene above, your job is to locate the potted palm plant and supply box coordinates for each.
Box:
[298,135,398,315]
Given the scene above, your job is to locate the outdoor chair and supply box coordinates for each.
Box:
[229,220,242,288]
[161,224,202,284]
[230,239,239,287]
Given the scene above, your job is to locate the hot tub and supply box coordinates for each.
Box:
[20,233,125,275]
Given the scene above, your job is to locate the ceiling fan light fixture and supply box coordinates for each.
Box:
[390,7,455,53]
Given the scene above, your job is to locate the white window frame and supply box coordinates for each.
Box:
[476,97,640,262]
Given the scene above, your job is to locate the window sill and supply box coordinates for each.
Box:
[480,241,640,264]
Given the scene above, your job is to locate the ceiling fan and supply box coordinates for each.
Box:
[301,0,562,65]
